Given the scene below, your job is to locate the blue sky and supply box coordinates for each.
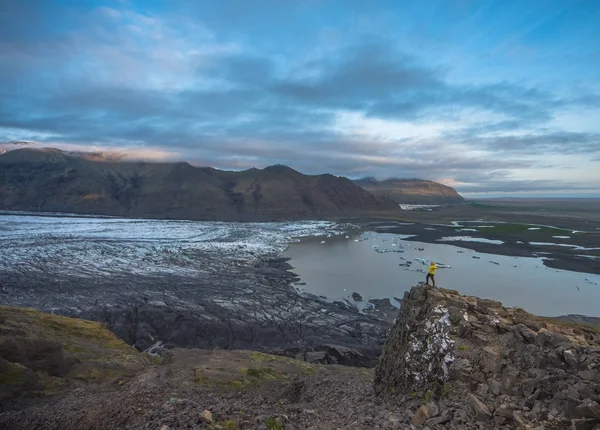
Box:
[1,0,599,196]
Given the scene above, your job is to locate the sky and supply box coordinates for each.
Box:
[1,0,599,197]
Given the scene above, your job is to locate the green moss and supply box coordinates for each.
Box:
[70,366,116,382]
[240,366,282,381]
[63,344,88,353]
[300,364,314,375]
[424,390,434,404]
[443,383,452,398]
[38,372,66,394]
[223,379,247,389]
[207,421,239,430]
[459,345,468,351]
[0,363,24,387]
[194,369,210,384]
[250,352,280,362]
[265,416,282,430]
[0,306,138,358]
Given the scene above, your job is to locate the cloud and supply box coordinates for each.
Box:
[455,178,600,194]
[449,130,600,154]
[1,1,599,195]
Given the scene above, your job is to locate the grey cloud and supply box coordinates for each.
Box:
[463,131,600,154]
[273,43,442,110]
[455,179,600,194]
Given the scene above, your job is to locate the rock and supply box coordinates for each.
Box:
[571,418,598,430]
[512,411,527,429]
[376,410,388,420]
[305,351,328,364]
[427,402,439,418]
[472,332,489,344]
[412,408,428,426]
[457,321,473,338]
[489,379,502,395]
[565,350,580,368]
[368,298,398,314]
[502,369,520,393]
[388,413,402,423]
[579,370,597,381]
[449,358,472,382]
[412,403,438,426]
[575,399,600,420]
[352,292,363,302]
[495,404,516,418]
[200,410,213,424]
[425,409,452,426]
[468,394,492,421]
[481,346,503,373]
[516,324,537,343]
[535,329,569,348]
[448,306,465,325]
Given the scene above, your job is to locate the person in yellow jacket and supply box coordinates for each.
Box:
[426,262,438,287]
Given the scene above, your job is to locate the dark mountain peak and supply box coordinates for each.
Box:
[356,176,378,184]
[262,164,299,174]
[0,147,71,163]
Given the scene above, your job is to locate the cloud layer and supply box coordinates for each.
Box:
[1,0,599,196]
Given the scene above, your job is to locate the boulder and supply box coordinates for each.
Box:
[571,418,598,430]
[575,399,600,420]
[412,403,438,426]
[374,285,600,428]
[468,394,492,421]
[305,351,328,364]
[489,379,502,395]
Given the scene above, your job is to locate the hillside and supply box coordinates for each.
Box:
[2,287,600,429]
[0,148,397,220]
[0,305,148,406]
[354,177,464,204]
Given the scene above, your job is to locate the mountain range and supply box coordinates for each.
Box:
[0,148,463,220]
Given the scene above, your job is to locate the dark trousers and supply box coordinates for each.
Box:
[426,273,435,286]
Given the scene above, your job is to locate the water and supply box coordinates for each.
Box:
[283,232,600,317]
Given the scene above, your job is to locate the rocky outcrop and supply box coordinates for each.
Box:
[375,285,600,429]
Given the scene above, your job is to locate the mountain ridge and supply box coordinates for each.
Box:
[0,147,399,220]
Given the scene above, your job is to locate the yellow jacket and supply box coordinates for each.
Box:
[429,264,438,274]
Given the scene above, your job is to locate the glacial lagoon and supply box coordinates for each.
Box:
[283,231,600,318]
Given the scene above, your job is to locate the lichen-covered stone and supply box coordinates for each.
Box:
[374,287,455,398]
[374,285,600,429]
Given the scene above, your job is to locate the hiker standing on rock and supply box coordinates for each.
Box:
[426,262,438,287]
